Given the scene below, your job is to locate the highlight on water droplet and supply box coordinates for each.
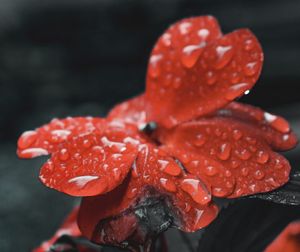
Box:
[160,178,177,192]
[181,42,205,68]
[225,83,251,101]
[217,143,231,160]
[214,45,233,69]
[149,54,163,78]
[18,130,38,149]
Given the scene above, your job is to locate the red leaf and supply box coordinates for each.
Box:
[17,117,106,158]
[108,94,146,128]
[33,207,81,252]
[40,131,139,196]
[146,16,263,128]
[158,117,291,198]
[217,102,298,151]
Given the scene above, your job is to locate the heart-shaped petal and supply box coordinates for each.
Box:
[158,118,291,198]
[146,16,263,128]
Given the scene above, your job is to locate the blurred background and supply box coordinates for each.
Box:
[0,0,300,251]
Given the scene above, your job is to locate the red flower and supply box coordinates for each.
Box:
[17,16,297,250]
[265,221,300,252]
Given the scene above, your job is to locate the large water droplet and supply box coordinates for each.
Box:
[162,33,172,47]
[264,112,290,133]
[127,188,138,199]
[198,29,210,39]
[214,45,234,69]
[212,187,228,197]
[158,160,181,176]
[18,130,38,149]
[19,147,49,158]
[179,22,192,34]
[160,178,177,192]
[181,43,205,68]
[217,143,231,161]
[180,178,211,205]
[244,39,255,51]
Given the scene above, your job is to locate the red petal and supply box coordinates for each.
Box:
[265,221,300,252]
[33,207,81,252]
[146,16,263,127]
[216,102,298,151]
[79,143,218,240]
[158,117,291,198]
[107,94,146,128]
[17,117,106,158]
[40,131,139,196]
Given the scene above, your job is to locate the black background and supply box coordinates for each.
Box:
[0,0,300,251]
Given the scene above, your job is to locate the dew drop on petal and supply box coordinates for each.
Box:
[181,43,205,68]
[149,54,163,78]
[206,71,217,85]
[180,178,211,205]
[226,83,251,101]
[194,134,206,147]
[18,130,38,149]
[59,148,69,161]
[204,165,218,176]
[217,143,231,161]
[214,45,233,69]
[20,148,49,158]
[160,178,177,192]
[232,129,243,140]
[256,151,269,164]
[254,170,265,180]
[244,62,258,76]
[264,112,290,133]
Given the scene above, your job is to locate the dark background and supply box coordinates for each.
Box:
[0,0,300,251]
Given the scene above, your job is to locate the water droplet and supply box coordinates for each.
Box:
[68,175,100,189]
[173,77,182,89]
[160,178,177,192]
[256,151,269,164]
[254,170,265,180]
[217,143,231,161]
[264,113,290,133]
[179,22,192,34]
[59,148,69,161]
[225,170,232,177]
[231,160,240,169]
[19,147,49,158]
[180,178,211,205]
[265,177,280,187]
[244,62,258,76]
[162,33,172,47]
[214,45,233,69]
[274,159,283,169]
[18,130,38,149]
[226,83,251,100]
[241,167,249,176]
[158,160,181,176]
[244,39,255,51]
[215,128,222,137]
[235,149,251,160]
[181,43,205,68]
[128,188,138,199]
[205,165,218,176]
[230,72,240,84]
[248,184,259,192]
[212,187,228,197]
[194,134,206,147]
[198,29,210,39]
[233,129,243,140]
[149,54,163,78]
[83,139,92,148]
[206,71,217,85]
